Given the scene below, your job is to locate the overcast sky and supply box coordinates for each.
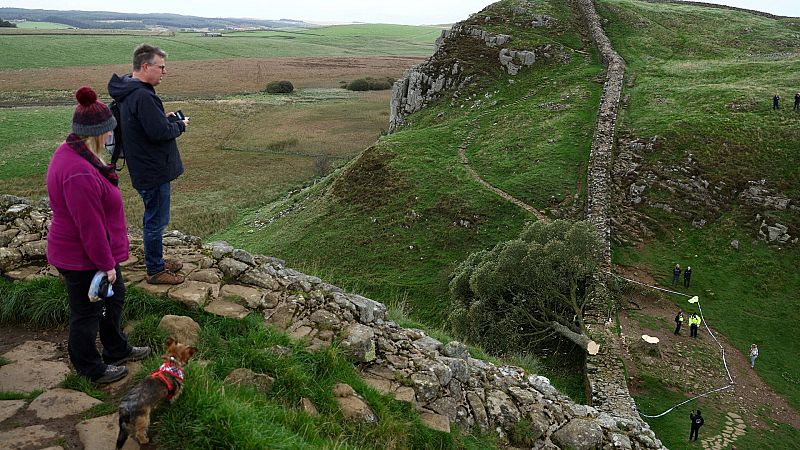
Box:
[1,0,798,25]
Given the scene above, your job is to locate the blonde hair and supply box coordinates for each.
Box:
[78,134,108,164]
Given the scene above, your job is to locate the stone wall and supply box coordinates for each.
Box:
[572,0,646,425]
[0,196,665,448]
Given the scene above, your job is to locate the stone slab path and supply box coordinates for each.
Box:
[0,334,140,450]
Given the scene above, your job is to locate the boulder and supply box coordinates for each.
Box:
[158,315,201,346]
[340,324,376,363]
[204,299,249,319]
[333,383,377,423]
[219,284,264,309]
[27,388,101,420]
[224,368,274,391]
[219,257,250,278]
[485,389,521,425]
[551,418,604,450]
[420,411,450,433]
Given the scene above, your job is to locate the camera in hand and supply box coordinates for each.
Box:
[168,110,187,122]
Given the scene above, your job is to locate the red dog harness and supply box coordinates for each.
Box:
[149,361,185,401]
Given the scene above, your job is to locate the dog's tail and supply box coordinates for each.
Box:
[116,409,130,449]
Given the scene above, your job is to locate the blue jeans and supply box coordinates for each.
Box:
[138,183,171,275]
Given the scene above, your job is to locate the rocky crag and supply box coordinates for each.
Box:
[388,4,561,133]
[0,196,665,449]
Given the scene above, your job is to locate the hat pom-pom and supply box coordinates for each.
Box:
[75,86,97,106]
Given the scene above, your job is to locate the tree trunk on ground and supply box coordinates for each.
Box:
[550,321,600,355]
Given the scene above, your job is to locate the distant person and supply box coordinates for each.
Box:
[749,343,759,368]
[773,93,780,110]
[108,44,188,285]
[794,92,800,111]
[684,266,692,288]
[689,313,701,338]
[672,264,681,286]
[689,409,704,441]
[46,86,150,384]
[674,310,685,335]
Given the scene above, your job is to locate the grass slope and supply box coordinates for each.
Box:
[213,0,602,390]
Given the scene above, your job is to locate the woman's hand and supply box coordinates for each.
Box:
[105,269,117,284]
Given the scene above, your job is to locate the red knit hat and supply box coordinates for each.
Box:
[72,86,116,136]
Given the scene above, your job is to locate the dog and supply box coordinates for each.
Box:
[116,337,197,449]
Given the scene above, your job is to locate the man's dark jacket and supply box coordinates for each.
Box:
[108,74,184,190]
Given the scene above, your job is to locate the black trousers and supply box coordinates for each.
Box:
[690,324,698,337]
[59,265,130,380]
[689,426,700,441]
[674,323,682,335]
[684,277,691,288]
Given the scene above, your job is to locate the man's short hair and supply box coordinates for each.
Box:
[133,44,167,71]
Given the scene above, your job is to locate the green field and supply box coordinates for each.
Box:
[0,24,440,70]
[11,21,74,29]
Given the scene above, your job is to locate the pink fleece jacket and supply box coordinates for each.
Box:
[46,142,129,271]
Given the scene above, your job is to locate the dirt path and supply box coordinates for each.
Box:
[457,92,548,221]
[615,265,800,448]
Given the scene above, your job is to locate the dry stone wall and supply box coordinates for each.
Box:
[572,0,648,427]
[0,197,665,449]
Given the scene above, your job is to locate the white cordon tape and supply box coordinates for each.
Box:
[610,273,735,418]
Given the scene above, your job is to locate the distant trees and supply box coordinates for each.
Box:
[0,18,17,28]
[448,220,602,355]
[265,80,294,94]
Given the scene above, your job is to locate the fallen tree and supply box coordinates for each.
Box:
[448,220,601,355]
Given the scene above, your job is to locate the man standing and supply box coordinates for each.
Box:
[674,310,685,335]
[689,410,704,441]
[672,264,681,286]
[683,266,692,288]
[108,44,187,284]
[794,92,799,111]
[773,93,780,110]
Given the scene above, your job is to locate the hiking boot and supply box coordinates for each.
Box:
[164,259,183,273]
[105,346,152,366]
[94,365,128,384]
[147,270,185,285]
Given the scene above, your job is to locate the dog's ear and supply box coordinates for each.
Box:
[187,347,198,358]
[165,337,176,349]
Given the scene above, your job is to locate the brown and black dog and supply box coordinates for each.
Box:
[116,338,197,449]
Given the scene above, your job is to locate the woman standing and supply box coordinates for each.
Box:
[46,86,150,383]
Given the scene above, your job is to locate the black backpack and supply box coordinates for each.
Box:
[108,100,125,171]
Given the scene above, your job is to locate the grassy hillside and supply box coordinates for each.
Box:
[213,0,603,327]
[598,0,800,408]
[0,25,440,70]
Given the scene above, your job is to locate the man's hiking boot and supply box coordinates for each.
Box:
[94,365,128,384]
[105,346,152,366]
[164,259,183,273]
[147,270,185,285]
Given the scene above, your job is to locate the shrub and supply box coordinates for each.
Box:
[344,77,395,91]
[265,80,294,94]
